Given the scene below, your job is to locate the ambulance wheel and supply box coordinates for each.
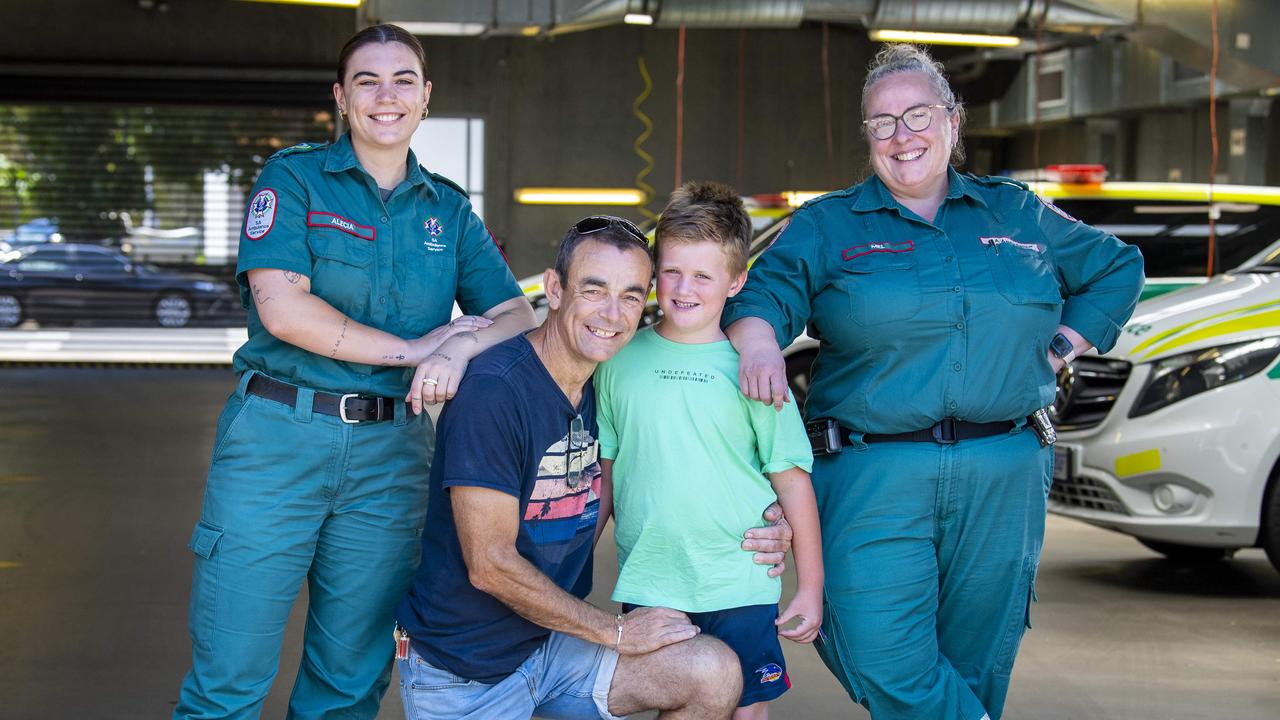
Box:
[1262,465,1280,575]
[154,292,192,328]
[1137,538,1232,564]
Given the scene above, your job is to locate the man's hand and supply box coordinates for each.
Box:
[617,607,700,655]
[743,502,792,578]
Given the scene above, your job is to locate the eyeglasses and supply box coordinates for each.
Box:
[566,414,587,488]
[862,104,953,141]
[572,215,649,248]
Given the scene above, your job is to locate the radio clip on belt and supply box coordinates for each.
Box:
[806,418,844,456]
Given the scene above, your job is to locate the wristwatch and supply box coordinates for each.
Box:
[1049,332,1077,364]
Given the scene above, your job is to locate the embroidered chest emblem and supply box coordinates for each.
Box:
[423,217,448,252]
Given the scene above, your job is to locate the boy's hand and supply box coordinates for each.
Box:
[776,591,822,643]
[618,606,700,655]
[743,501,792,578]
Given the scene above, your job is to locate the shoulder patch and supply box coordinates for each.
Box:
[1037,194,1079,223]
[244,188,278,240]
[428,171,469,198]
[267,142,326,162]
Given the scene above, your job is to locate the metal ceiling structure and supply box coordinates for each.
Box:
[361,0,1280,132]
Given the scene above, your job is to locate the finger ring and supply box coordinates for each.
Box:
[422,377,439,386]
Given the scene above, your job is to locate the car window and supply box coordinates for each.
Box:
[16,258,71,272]
[1053,199,1280,277]
[1235,237,1280,271]
[75,246,131,274]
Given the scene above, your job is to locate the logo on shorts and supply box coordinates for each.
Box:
[244,189,277,240]
[755,663,784,684]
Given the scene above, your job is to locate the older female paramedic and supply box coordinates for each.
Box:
[722,43,1143,720]
[173,24,536,720]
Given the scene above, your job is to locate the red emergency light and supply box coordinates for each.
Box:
[1045,164,1108,184]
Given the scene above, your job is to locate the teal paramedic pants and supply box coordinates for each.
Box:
[813,427,1051,720]
[174,371,432,719]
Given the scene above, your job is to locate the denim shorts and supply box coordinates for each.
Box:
[397,631,623,720]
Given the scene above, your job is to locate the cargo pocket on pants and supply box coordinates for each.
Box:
[813,594,869,706]
[993,556,1038,674]
[187,520,225,650]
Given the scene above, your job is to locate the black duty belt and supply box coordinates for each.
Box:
[807,417,1015,453]
[247,374,401,424]
[863,418,1015,444]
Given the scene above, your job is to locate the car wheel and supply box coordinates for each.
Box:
[0,294,22,328]
[784,349,818,410]
[154,292,192,328]
[1262,467,1280,575]
[1137,537,1234,564]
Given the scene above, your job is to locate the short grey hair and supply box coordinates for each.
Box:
[861,43,966,164]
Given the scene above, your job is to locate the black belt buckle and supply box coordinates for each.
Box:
[931,418,957,444]
[806,418,844,456]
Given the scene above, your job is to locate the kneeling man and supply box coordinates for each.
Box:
[395,216,788,719]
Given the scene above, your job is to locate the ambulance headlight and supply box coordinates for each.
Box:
[1130,337,1280,418]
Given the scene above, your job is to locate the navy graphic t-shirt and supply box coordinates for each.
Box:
[395,333,601,682]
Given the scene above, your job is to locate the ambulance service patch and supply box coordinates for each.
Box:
[424,216,444,237]
[245,189,277,240]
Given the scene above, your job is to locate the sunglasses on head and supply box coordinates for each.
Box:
[571,215,648,247]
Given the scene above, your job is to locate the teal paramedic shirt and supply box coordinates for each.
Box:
[232,133,522,398]
[722,168,1144,435]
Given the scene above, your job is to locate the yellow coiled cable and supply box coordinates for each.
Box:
[632,56,658,222]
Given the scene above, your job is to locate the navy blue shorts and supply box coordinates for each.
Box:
[624,603,789,706]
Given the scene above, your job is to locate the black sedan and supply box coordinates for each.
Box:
[0,243,239,328]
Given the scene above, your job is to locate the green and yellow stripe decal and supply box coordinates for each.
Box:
[1130,299,1280,360]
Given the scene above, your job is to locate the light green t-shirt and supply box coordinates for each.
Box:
[596,325,813,612]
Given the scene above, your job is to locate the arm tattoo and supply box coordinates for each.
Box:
[329,317,348,358]
[283,270,302,285]
[379,353,407,366]
[429,351,453,362]
[252,284,272,305]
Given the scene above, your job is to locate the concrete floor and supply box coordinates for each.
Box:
[1,366,1277,720]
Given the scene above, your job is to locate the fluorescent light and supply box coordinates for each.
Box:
[237,0,361,7]
[514,188,646,205]
[624,13,654,26]
[869,29,1022,48]
[393,21,486,36]
[520,25,541,37]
